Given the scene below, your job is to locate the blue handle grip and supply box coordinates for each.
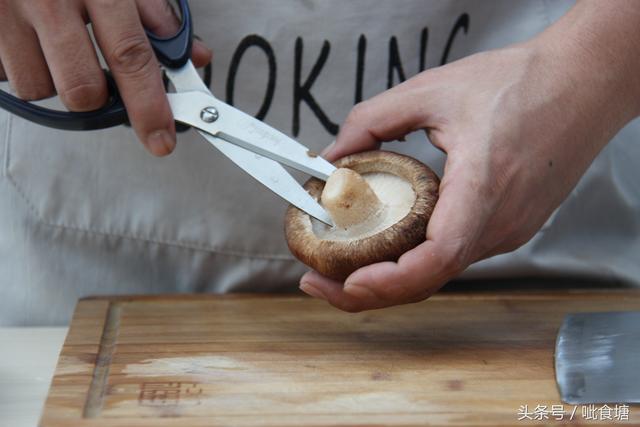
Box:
[0,0,193,131]
[0,74,127,131]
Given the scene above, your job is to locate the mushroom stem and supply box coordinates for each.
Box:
[321,168,382,228]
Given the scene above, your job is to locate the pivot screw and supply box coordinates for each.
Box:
[200,106,219,123]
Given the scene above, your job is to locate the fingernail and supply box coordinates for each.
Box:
[320,140,336,157]
[343,281,370,299]
[147,130,175,156]
[300,282,327,300]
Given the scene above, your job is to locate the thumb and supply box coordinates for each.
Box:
[325,79,438,162]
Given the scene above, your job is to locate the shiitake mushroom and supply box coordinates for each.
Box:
[285,150,440,280]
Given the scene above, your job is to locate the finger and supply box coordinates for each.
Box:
[88,0,175,156]
[137,0,212,68]
[0,59,6,81]
[31,6,107,111]
[136,0,178,37]
[325,80,434,161]
[299,271,379,313]
[192,39,213,68]
[301,267,432,312]
[0,21,54,100]
[338,243,451,311]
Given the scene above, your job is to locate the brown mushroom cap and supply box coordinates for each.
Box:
[284,150,440,281]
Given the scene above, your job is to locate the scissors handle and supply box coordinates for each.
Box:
[0,73,127,131]
[0,0,193,131]
[146,0,193,69]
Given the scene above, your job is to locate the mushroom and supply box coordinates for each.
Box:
[284,150,440,281]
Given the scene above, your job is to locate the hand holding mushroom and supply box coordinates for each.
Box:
[293,2,640,312]
[286,151,440,282]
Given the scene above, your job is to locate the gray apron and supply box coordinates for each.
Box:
[2,0,636,326]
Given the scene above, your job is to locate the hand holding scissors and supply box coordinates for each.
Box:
[0,0,335,224]
[0,0,213,155]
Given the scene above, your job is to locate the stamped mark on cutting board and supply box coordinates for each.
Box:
[138,381,203,407]
[121,356,251,410]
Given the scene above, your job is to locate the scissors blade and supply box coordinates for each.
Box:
[163,62,334,224]
[164,60,210,94]
[196,130,333,226]
[167,91,336,180]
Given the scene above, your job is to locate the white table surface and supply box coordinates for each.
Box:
[0,328,68,427]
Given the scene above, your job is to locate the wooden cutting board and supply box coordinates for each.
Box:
[40,291,640,426]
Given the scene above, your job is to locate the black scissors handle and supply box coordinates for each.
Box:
[0,0,192,131]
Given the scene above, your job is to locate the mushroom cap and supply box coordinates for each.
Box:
[284,150,440,281]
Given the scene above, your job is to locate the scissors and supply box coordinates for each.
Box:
[0,0,335,226]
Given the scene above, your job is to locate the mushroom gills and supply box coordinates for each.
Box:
[313,171,416,241]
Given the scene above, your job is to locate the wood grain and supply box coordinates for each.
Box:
[39,291,640,426]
